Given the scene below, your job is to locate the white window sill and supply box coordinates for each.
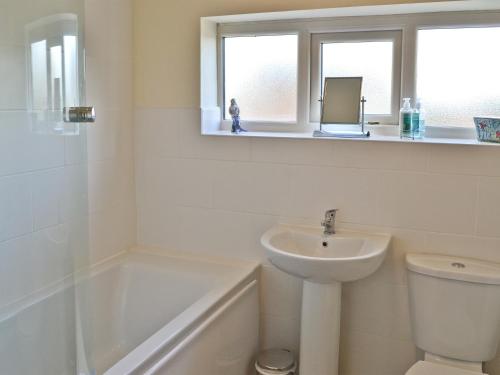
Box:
[202,127,500,147]
[201,109,498,146]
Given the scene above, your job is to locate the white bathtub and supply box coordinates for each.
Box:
[0,249,260,375]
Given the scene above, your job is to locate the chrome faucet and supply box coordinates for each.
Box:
[321,209,338,235]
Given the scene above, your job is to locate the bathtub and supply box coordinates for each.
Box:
[0,249,260,375]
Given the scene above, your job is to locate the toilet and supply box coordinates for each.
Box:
[405,254,500,375]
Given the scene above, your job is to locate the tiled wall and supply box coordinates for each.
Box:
[135,107,500,375]
[0,0,135,310]
[85,0,136,264]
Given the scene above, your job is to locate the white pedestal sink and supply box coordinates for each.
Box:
[261,224,391,375]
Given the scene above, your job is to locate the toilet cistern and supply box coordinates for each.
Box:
[405,254,500,375]
[321,208,338,235]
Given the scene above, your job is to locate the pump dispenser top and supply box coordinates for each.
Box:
[402,98,411,110]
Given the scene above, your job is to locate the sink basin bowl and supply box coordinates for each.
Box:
[261,224,391,283]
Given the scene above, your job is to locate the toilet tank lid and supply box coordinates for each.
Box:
[406,254,500,285]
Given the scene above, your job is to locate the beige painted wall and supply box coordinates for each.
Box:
[133,0,447,108]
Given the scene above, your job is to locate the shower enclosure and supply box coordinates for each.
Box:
[0,0,95,373]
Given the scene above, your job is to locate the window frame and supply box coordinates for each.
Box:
[310,30,402,125]
[217,10,500,134]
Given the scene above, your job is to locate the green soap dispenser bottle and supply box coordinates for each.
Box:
[400,98,413,138]
[413,98,425,139]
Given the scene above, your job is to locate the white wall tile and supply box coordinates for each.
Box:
[342,280,394,338]
[31,168,64,231]
[428,144,500,177]
[213,161,289,215]
[64,133,86,166]
[137,204,180,250]
[0,112,65,177]
[250,138,335,166]
[135,157,178,212]
[477,176,500,238]
[260,264,302,320]
[177,206,277,261]
[376,171,478,234]
[135,108,180,160]
[340,330,416,375]
[332,141,429,172]
[0,225,72,309]
[259,313,301,355]
[339,330,388,375]
[60,164,88,223]
[34,225,73,285]
[87,109,119,162]
[89,203,135,264]
[426,232,500,262]
[88,160,118,213]
[287,165,379,224]
[175,158,214,208]
[135,156,180,248]
[179,109,251,161]
[0,174,32,242]
[112,199,136,257]
[0,234,34,308]
[0,45,26,110]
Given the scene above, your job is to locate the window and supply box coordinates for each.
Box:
[311,31,402,124]
[416,27,500,127]
[223,34,298,122]
[30,40,47,110]
[216,9,500,135]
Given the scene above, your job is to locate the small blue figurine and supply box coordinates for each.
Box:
[229,98,246,133]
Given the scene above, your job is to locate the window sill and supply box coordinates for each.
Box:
[202,128,500,147]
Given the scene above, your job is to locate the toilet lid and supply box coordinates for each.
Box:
[406,361,486,375]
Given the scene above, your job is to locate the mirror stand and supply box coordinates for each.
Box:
[313,96,370,138]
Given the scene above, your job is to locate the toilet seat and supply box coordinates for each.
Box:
[406,361,487,375]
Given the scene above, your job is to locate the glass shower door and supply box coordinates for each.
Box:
[0,0,94,373]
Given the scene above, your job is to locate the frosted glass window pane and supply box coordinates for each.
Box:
[63,35,79,107]
[50,45,63,110]
[224,35,298,122]
[417,27,500,127]
[322,41,393,115]
[31,40,47,110]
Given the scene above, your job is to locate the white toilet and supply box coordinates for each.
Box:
[405,254,500,375]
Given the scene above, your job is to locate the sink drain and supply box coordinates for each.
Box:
[451,262,466,269]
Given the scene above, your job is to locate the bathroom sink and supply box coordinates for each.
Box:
[261,224,391,375]
[261,224,391,283]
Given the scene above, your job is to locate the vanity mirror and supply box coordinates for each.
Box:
[313,76,370,138]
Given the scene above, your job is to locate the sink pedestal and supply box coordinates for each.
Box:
[300,280,342,375]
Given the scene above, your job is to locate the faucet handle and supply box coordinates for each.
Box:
[322,209,339,235]
[322,209,338,225]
